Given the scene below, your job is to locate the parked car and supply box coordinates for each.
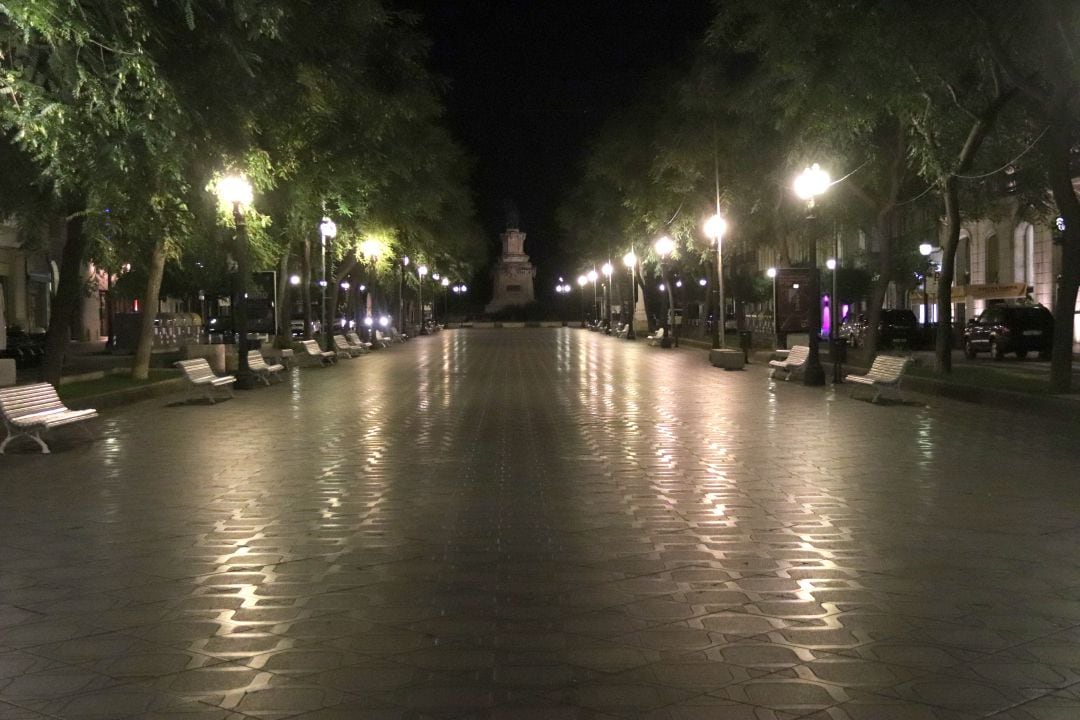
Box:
[839,309,921,349]
[963,303,1053,360]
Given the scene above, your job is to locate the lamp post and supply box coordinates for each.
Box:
[555,280,571,325]
[601,262,614,331]
[704,213,728,349]
[360,238,383,342]
[319,217,337,351]
[767,267,778,350]
[622,251,637,340]
[217,176,255,389]
[417,264,428,333]
[654,235,675,348]
[399,255,409,337]
[793,163,830,386]
[826,258,842,383]
[587,269,599,324]
[577,275,588,327]
[919,242,933,341]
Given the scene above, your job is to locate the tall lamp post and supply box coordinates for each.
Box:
[587,269,599,324]
[217,176,255,389]
[766,267,778,349]
[399,255,409,336]
[704,213,728,349]
[555,281,571,325]
[793,163,830,386]
[601,262,614,331]
[919,242,933,341]
[654,235,675,348]
[826,258,842,383]
[417,264,428,333]
[577,275,588,327]
[319,217,337,352]
[622,251,637,340]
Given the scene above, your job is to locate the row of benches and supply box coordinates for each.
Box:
[0,333,397,454]
[769,344,912,403]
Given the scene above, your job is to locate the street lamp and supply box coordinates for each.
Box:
[399,256,409,337]
[555,280,572,325]
[319,217,337,351]
[704,213,728,350]
[767,267,778,349]
[601,262,614,331]
[826,257,842,383]
[793,163,830,386]
[417,264,428,333]
[622,251,637,340]
[919,242,933,337]
[577,274,588,327]
[654,235,676,348]
[360,238,383,341]
[587,269,599,325]
[216,175,255,389]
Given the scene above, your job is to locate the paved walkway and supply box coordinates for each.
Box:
[3,328,1080,719]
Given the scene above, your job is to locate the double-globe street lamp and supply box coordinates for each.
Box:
[217,175,256,389]
[555,280,572,325]
[622,251,637,340]
[654,235,676,348]
[793,163,831,386]
[703,213,728,350]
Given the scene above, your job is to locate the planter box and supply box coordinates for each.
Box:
[709,348,745,370]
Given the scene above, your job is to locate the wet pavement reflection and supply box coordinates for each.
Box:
[2,328,1080,719]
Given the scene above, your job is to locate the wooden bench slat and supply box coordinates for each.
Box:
[175,358,235,403]
[844,354,912,403]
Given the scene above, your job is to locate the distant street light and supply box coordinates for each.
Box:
[622,251,637,340]
[793,163,830,386]
[216,175,255,389]
[654,235,675,348]
[920,242,934,338]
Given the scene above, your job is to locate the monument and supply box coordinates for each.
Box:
[485,222,536,314]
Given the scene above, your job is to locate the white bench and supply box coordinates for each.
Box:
[769,345,810,381]
[332,334,363,358]
[300,339,337,366]
[175,358,236,403]
[646,327,665,346]
[346,332,372,353]
[0,382,98,454]
[247,350,285,385]
[845,354,913,403]
[614,323,629,339]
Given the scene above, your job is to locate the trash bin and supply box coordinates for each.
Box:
[738,330,753,361]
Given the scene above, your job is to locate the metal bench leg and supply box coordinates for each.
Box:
[1,427,50,454]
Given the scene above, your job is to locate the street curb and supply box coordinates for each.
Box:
[65,378,186,411]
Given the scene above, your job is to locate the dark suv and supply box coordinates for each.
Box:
[963,304,1053,360]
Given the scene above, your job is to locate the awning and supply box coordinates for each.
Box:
[954,283,1028,301]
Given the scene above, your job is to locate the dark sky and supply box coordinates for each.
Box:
[405,0,712,290]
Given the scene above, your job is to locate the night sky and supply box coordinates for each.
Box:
[405,0,713,291]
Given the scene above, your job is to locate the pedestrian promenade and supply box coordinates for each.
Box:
[3,328,1080,719]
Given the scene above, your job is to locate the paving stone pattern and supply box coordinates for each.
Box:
[2,328,1080,719]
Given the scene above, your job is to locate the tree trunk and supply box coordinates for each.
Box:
[935,177,961,373]
[131,237,167,381]
[1045,120,1080,392]
[41,213,90,385]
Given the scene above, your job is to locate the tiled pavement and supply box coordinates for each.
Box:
[3,329,1080,720]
